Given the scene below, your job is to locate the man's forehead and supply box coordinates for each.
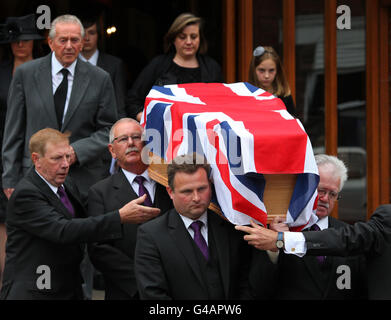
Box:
[115,122,143,135]
[55,23,82,35]
[44,141,70,152]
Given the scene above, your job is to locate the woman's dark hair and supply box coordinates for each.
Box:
[164,13,207,55]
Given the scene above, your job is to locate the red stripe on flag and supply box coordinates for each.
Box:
[205,119,268,226]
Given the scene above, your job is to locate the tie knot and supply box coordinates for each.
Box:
[310,224,320,231]
[60,68,69,76]
[190,220,203,232]
[134,175,146,185]
[57,185,66,196]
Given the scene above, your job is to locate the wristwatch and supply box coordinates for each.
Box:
[276,232,284,249]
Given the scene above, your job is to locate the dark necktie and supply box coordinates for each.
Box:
[134,175,153,207]
[54,68,69,128]
[57,185,75,216]
[310,224,326,264]
[190,220,209,260]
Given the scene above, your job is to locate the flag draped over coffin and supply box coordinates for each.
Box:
[141,82,319,228]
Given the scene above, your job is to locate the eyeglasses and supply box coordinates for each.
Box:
[112,134,142,144]
[317,188,342,201]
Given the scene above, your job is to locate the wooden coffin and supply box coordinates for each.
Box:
[148,152,296,224]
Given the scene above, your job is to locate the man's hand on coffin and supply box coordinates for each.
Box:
[269,216,289,232]
[235,220,278,251]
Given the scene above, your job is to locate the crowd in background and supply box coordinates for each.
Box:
[0,11,389,301]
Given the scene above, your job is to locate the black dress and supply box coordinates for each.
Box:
[126,52,223,119]
[279,94,297,118]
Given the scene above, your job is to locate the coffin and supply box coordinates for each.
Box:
[142,82,318,227]
[148,152,297,224]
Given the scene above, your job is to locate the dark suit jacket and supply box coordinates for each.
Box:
[2,53,118,197]
[0,59,12,221]
[97,52,127,118]
[0,168,123,300]
[87,169,172,299]
[305,204,391,299]
[135,208,252,300]
[274,217,367,300]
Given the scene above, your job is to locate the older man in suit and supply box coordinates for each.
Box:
[2,14,117,200]
[88,118,172,299]
[134,153,252,300]
[239,154,367,300]
[0,128,160,300]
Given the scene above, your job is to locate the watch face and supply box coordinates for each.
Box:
[276,240,284,249]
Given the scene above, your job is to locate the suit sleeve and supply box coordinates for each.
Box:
[70,73,118,166]
[8,185,122,244]
[304,205,391,256]
[112,60,127,118]
[87,185,137,298]
[135,225,172,300]
[2,68,26,188]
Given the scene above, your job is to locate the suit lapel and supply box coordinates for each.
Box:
[28,168,74,219]
[34,54,59,128]
[62,59,90,129]
[167,210,208,293]
[112,170,139,205]
[208,213,230,298]
[97,53,109,71]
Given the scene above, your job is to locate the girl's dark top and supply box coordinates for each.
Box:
[126,52,223,119]
[279,94,297,118]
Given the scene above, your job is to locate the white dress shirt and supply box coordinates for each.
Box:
[284,216,329,257]
[79,49,99,66]
[179,211,209,244]
[51,53,77,125]
[35,169,62,198]
[121,168,156,203]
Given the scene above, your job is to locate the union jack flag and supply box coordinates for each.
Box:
[141,82,319,229]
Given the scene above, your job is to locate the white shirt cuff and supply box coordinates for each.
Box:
[283,232,307,257]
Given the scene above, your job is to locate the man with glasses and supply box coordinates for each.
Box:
[87,118,172,300]
[240,154,367,299]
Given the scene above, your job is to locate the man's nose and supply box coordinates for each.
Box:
[192,191,200,201]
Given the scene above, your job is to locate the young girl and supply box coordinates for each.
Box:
[248,45,296,117]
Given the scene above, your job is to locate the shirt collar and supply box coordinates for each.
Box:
[51,52,77,76]
[35,169,61,195]
[79,49,99,66]
[316,216,329,230]
[180,211,208,230]
[121,167,151,184]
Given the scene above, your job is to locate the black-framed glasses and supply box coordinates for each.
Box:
[112,134,142,144]
[317,188,342,201]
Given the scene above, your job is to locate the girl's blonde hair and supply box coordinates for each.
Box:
[248,46,291,97]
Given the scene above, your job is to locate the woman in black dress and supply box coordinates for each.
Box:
[127,13,223,121]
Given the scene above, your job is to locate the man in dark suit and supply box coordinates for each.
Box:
[135,153,252,300]
[80,17,127,118]
[236,205,391,300]
[2,14,117,200]
[238,154,367,299]
[88,118,172,299]
[304,204,391,299]
[0,128,160,300]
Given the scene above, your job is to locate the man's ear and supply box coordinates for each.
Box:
[108,144,116,159]
[31,152,40,167]
[48,37,54,52]
[166,186,174,200]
